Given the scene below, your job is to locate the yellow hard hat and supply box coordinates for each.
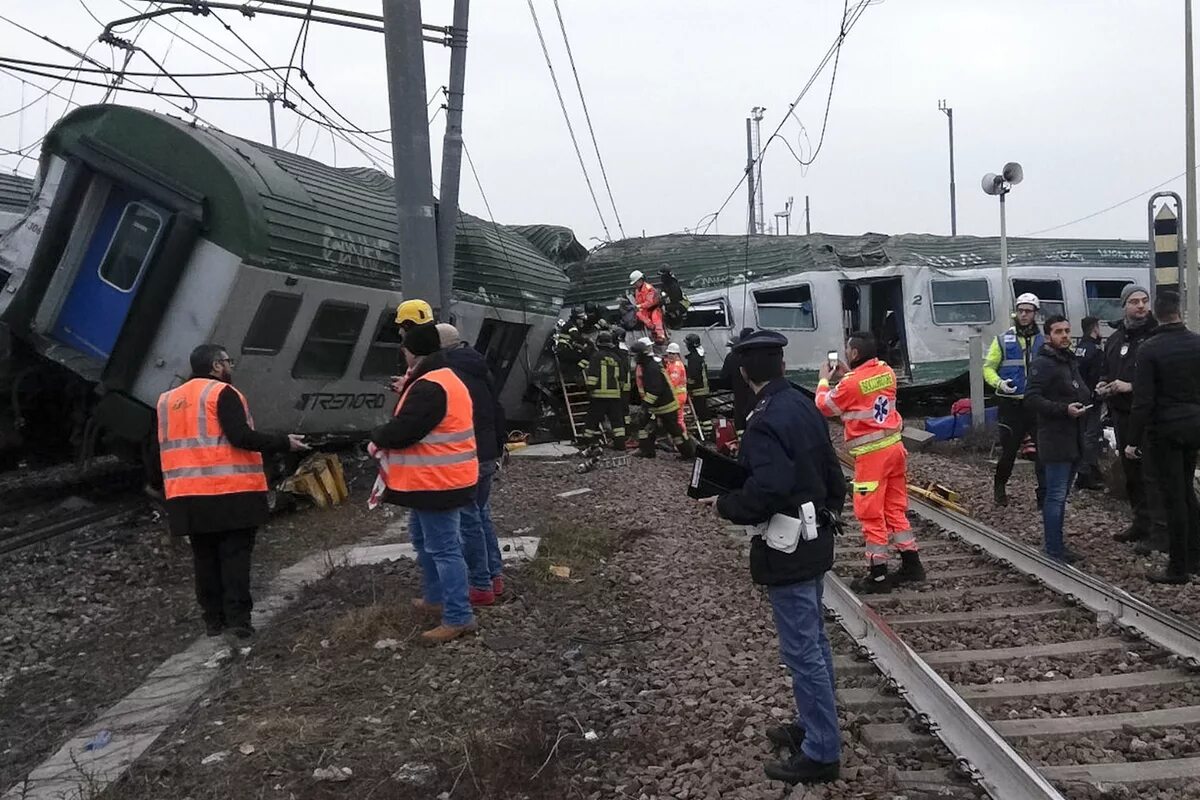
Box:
[395,298,434,326]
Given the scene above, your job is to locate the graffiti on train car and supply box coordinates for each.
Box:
[321,225,393,270]
[295,392,387,411]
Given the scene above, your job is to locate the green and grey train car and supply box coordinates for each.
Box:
[567,232,1152,390]
[0,173,33,233]
[0,104,580,461]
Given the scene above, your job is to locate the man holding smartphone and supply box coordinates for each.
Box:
[1025,315,1091,563]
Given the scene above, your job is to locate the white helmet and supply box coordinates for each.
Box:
[636,336,654,349]
[1014,292,1040,310]
[629,270,644,285]
[666,342,681,355]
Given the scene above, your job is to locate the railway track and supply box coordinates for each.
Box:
[0,499,141,556]
[827,476,1200,799]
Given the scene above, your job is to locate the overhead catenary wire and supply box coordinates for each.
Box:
[550,0,625,239]
[1022,169,1195,237]
[526,0,612,241]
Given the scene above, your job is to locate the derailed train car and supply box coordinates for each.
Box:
[0,104,582,465]
[567,232,1153,391]
[0,174,33,233]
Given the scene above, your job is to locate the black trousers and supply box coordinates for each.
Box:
[190,528,257,629]
[639,410,692,456]
[1150,430,1200,573]
[584,397,626,449]
[1113,411,1168,538]
[995,398,1045,492]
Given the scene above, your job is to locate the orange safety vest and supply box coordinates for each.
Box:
[381,368,478,493]
[815,358,903,456]
[157,378,268,499]
[665,357,688,403]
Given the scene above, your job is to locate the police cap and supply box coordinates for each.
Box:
[731,329,789,353]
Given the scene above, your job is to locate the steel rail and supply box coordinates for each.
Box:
[0,505,132,556]
[823,572,1065,799]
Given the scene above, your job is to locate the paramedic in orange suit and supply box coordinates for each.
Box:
[665,342,689,432]
[815,332,926,593]
[630,270,666,343]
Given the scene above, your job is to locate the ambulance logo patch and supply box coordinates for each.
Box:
[873,396,890,423]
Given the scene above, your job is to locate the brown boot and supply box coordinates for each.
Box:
[419,620,478,645]
[410,598,443,616]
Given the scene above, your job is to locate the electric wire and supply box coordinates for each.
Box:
[526,0,612,240]
[551,0,625,238]
[0,57,305,79]
[796,0,848,167]
[1022,170,1194,237]
[0,63,262,101]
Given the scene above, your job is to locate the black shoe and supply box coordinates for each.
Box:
[226,625,255,643]
[204,620,225,637]
[1148,570,1190,585]
[633,448,656,459]
[765,723,806,751]
[851,572,893,594]
[1075,475,1104,491]
[896,551,926,583]
[993,484,1008,507]
[1114,525,1146,544]
[1135,536,1169,556]
[1047,548,1081,565]
[763,753,840,785]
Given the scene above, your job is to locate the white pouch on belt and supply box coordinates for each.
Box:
[755,501,819,553]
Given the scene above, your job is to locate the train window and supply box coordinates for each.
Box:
[292,301,368,379]
[753,285,815,330]
[930,279,992,324]
[681,299,729,329]
[1012,279,1065,319]
[242,292,302,355]
[360,310,406,379]
[1084,279,1133,322]
[475,319,530,389]
[98,202,163,292]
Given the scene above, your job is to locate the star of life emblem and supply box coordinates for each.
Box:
[872,395,890,423]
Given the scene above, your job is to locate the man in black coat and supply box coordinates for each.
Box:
[1025,315,1090,563]
[1074,316,1105,490]
[438,324,509,603]
[159,344,308,640]
[1127,291,1200,583]
[1098,285,1166,545]
[699,330,844,786]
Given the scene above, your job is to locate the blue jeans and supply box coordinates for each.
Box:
[768,578,841,764]
[461,460,503,589]
[1042,461,1076,557]
[409,508,474,626]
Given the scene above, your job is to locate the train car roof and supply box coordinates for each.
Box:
[565,231,1150,304]
[39,104,577,315]
[0,173,34,217]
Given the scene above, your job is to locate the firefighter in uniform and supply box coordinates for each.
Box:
[664,342,690,434]
[631,270,666,343]
[631,340,695,459]
[582,331,628,451]
[158,344,309,641]
[684,333,713,438]
[982,293,1047,507]
[816,332,925,592]
[371,322,480,644]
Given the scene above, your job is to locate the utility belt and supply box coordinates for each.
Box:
[751,505,839,554]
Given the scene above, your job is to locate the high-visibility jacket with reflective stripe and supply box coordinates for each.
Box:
[585,348,626,399]
[982,327,1043,398]
[381,368,478,493]
[685,350,710,396]
[636,360,680,414]
[815,359,904,456]
[157,379,267,499]
[665,358,688,404]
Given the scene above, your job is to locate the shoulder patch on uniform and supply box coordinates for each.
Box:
[857,372,895,395]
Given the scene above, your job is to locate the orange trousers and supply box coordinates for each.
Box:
[851,442,917,564]
[637,307,666,342]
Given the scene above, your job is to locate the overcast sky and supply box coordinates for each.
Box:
[0,1,1193,246]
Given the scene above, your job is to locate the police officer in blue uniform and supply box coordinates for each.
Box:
[698,330,845,785]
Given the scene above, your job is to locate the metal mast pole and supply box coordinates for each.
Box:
[381,0,441,312]
[1187,0,1199,327]
[267,95,278,148]
[746,117,756,235]
[752,106,765,235]
[939,100,957,235]
[435,0,469,320]
[999,191,1010,318]
[805,195,811,234]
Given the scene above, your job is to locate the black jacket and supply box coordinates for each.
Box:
[1025,344,1091,463]
[637,356,676,413]
[370,351,477,510]
[685,348,709,395]
[717,379,845,587]
[1073,334,1104,393]
[719,350,753,429]
[1100,317,1158,414]
[1128,322,1200,445]
[443,343,506,463]
[165,378,290,537]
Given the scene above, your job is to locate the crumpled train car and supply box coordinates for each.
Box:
[0,103,577,463]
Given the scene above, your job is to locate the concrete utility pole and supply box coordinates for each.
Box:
[745,117,756,235]
[751,106,766,234]
[435,0,469,320]
[938,99,957,236]
[1186,0,1199,327]
[382,0,441,313]
[805,195,811,234]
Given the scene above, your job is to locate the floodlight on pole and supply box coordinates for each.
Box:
[981,162,1024,318]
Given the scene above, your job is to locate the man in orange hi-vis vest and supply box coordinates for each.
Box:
[664,342,690,432]
[158,344,309,642]
[815,332,926,593]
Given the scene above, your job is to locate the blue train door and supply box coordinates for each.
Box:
[52,186,167,359]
